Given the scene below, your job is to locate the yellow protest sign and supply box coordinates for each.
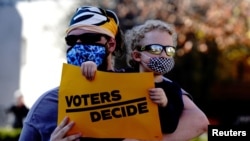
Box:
[58,63,162,140]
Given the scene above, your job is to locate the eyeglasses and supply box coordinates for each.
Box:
[137,44,176,57]
[65,33,109,46]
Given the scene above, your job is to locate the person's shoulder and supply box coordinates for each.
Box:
[162,77,180,87]
[34,87,59,106]
[162,77,180,86]
[163,76,193,100]
[25,87,59,121]
[21,87,59,140]
[162,76,173,82]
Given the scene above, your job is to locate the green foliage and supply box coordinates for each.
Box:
[0,128,21,141]
[191,133,208,141]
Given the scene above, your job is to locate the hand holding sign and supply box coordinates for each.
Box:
[51,116,81,141]
[58,63,162,140]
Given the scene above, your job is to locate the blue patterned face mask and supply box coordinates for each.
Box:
[67,43,106,66]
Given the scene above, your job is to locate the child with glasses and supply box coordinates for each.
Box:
[80,20,183,138]
[123,20,184,135]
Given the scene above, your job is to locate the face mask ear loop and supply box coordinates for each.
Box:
[139,52,151,67]
[140,52,151,60]
[66,46,73,53]
[104,39,109,49]
[66,43,83,53]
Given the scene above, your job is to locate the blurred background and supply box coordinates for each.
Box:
[0,0,250,140]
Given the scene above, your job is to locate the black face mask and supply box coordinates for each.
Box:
[141,53,175,74]
[147,57,175,74]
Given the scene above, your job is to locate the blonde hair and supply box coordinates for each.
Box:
[124,20,177,68]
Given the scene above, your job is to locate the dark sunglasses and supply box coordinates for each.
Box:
[137,44,176,57]
[65,33,109,46]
